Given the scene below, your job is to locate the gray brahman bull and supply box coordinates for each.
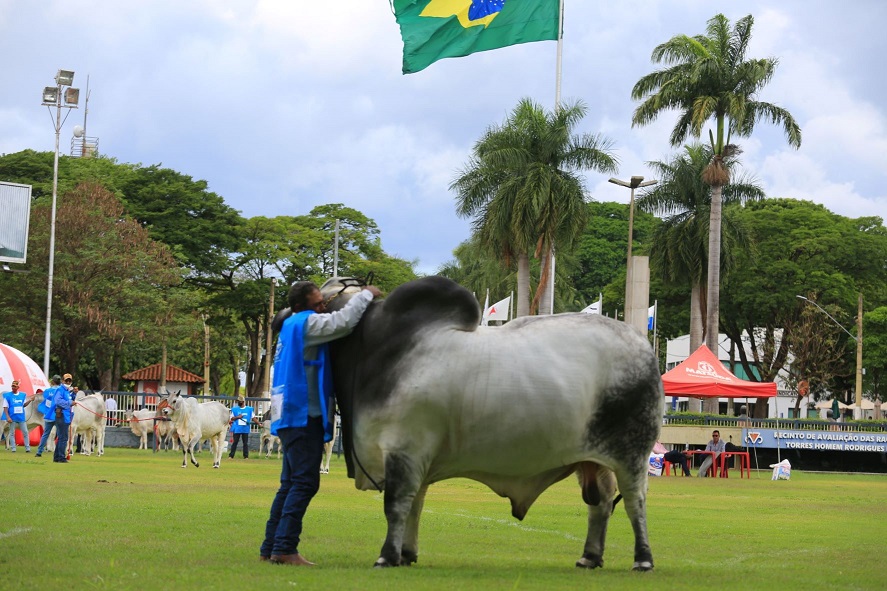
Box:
[275,276,663,571]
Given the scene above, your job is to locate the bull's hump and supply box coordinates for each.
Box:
[382,276,479,332]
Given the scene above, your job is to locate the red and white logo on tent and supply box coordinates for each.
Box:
[686,360,733,382]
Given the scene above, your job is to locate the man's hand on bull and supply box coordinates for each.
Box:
[363,285,383,298]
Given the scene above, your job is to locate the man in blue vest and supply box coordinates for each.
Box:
[35,376,64,457]
[3,380,34,452]
[51,377,74,463]
[260,280,381,566]
[228,396,259,459]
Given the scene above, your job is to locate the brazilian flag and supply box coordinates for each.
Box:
[393,0,560,74]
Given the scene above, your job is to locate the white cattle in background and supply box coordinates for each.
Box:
[127,408,157,450]
[260,419,280,459]
[156,418,178,451]
[68,392,106,456]
[158,392,229,468]
[321,415,340,474]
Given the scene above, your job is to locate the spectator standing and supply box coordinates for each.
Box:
[260,281,381,566]
[229,397,258,459]
[35,376,64,458]
[52,379,73,463]
[3,380,34,452]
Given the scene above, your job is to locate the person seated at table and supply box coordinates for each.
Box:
[697,430,726,477]
[663,448,691,476]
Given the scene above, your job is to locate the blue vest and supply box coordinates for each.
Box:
[270,310,333,442]
[38,386,59,420]
[52,387,73,424]
[230,405,253,434]
[5,391,27,422]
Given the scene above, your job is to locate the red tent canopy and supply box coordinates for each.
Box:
[662,345,777,398]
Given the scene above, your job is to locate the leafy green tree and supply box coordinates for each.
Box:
[631,13,802,355]
[720,199,887,417]
[119,165,244,279]
[452,98,617,316]
[863,307,887,403]
[0,182,182,384]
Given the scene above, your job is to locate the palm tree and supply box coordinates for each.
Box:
[638,144,763,411]
[631,13,801,354]
[640,144,764,344]
[451,98,617,316]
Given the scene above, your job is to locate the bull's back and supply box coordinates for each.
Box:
[382,314,662,473]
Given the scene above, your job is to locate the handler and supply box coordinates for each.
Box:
[260,280,381,566]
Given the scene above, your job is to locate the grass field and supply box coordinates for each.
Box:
[2,448,885,590]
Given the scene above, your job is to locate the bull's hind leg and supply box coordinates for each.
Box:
[614,465,654,571]
[375,452,424,568]
[400,483,428,566]
[575,462,616,569]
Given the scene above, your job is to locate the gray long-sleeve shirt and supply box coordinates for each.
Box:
[303,289,375,417]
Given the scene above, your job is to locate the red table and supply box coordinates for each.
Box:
[685,450,718,477]
[719,451,751,478]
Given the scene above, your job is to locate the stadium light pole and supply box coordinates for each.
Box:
[796,294,863,416]
[609,176,657,324]
[40,69,79,375]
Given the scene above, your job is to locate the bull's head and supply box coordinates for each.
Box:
[319,276,366,312]
[157,391,181,418]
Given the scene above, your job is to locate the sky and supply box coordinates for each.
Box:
[2,1,886,275]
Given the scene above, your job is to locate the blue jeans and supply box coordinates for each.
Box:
[260,417,324,557]
[36,420,56,455]
[6,420,30,451]
[53,421,70,462]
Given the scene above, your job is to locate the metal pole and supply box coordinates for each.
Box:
[625,185,635,324]
[264,278,277,396]
[43,83,61,376]
[203,314,211,394]
[333,219,340,277]
[856,292,863,414]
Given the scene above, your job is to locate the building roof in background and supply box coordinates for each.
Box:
[122,363,205,383]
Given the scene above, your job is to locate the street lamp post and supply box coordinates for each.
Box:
[609,176,657,326]
[40,70,79,376]
[796,294,864,416]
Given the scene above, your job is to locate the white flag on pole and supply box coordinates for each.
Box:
[484,295,511,323]
[481,290,490,326]
[581,293,602,315]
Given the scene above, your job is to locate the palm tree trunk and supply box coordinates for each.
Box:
[516,253,530,317]
[703,183,724,415]
[690,282,704,351]
[533,245,553,316]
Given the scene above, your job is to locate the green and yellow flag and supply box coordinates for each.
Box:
[393,0,560,74]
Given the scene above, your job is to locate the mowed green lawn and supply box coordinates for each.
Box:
[2,448,885,591]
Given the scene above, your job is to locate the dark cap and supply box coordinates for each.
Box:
[51,374,62,384]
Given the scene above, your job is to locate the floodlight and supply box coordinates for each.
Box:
[64,87,80,105]
[56,69,75,86]
[42,87,59,104]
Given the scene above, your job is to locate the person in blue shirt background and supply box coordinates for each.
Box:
[35,376,64,458]
[51,377,73,463]
[228,396,259,459]
[3,380,34,452]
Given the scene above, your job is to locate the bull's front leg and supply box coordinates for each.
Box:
[400,484,429,566]
[375,452,424,568]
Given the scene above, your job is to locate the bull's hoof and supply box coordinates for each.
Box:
[576,556,604,569]
[632,561,654,572]
[401,553,417,566]
[374,557,398,568]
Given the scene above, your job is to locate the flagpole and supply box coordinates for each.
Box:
[653,300,659,359]
[510,290,514,321]
[548,0,565,316]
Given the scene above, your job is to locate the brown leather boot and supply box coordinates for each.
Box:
[270,553,315,566]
